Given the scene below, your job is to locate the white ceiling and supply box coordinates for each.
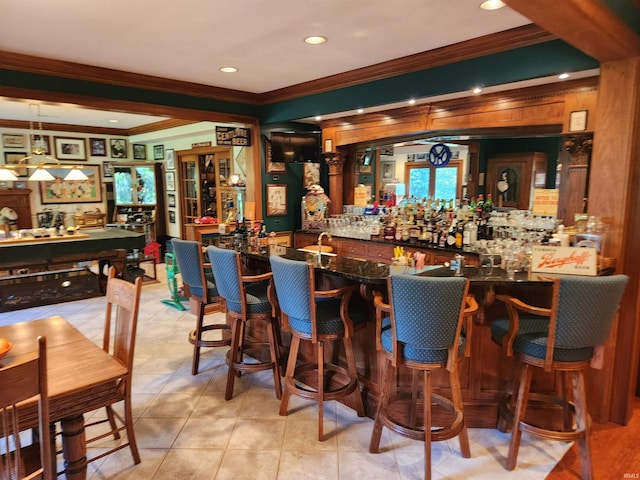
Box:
[0,0,537,128]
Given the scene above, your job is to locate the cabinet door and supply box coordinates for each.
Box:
[179,154,202,238]
[486,152,548,210]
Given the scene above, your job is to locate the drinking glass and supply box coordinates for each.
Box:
[479,253,494,277]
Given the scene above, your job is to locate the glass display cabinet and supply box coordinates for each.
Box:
[177,146,246,238]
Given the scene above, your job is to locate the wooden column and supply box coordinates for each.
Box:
[587,57,640,424]
[325,152,346,215]
[557,134,592,226]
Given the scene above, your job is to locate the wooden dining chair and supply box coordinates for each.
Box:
[82,267,142,466]
[172,239,230,375]
[1,335,53,480]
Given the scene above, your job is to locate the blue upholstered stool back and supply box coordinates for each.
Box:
[171,239,217,299]
[389,274,467,350]
[207,245,242,307]
[269,255,313,322]
[553,275,628,349]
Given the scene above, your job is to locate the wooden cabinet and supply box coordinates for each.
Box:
[0,189,32,230]
[177,146,245,238]
[485,152,548,210]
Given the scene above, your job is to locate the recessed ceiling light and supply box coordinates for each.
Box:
[220,66,238,73]
[473,87,482,94]
[108,119,119,123]
[315,115,322,121]
[304,36,327,45]
[558,73,570,80]
[408,99,416,105]
[480,0,505,10]
[357,108,364,114]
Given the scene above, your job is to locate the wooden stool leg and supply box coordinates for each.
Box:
[423,370,432,480]
[410,369,419,428]
[449,365,470,458]
[343,336,365,417]
[267,317,283,400]
[317,340,325,441]
[225,316,243,400]
[191,307,205,375]
[369,357,393,453]
[560,371,573,431]
[279,336,300,417]
[571,371,594,480]
[497,359,519,433]
[506,362,532,471]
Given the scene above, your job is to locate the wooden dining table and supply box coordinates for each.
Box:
[0,316,127,480]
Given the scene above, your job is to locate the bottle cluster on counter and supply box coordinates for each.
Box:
[330,195,560,252]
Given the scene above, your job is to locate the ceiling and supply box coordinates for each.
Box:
[0,0,538,129]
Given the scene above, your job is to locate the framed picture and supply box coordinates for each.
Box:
[2,134,25,149]
[30,134,51,155]
[569,110,588,132]
[89,138,107,157]
[381,160,395,181]
[54,137,86,160]
[303,162,320,188]
[103,162,114,178]
[165,171,175,191]
[153,145,164,160]
[14,181,28,189]
[265,139,286,173]
[168,193,176,207]
[266,183,287,216]
[168,210,176,224]
[39,164,102,204]
[166,149,175,170]
[3,152,28,177]
[133,144,147,160]
[110,138,127,158]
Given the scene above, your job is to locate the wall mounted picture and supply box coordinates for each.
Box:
[110,138,127,158]
[39,164,102,204]
[381,160,395,181]
[166,149,175,170]
[3,152,27,177]
[266,183,287,216]
[154,145,164,160]
[54,137,86,160]
[30,134,50,155]
[168,210,176,224]
[133,144,147,160]
[168,193,176,207]
[165,171,175,191]
[103,162,114,178]
[2,134,25,149]
[89,138,107,157]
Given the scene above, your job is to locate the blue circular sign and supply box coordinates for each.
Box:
[428,143,452,167]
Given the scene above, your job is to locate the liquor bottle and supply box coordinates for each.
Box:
[446,220,457,247]
[484,193,493,217]
[258,223,268,247]
[475,194,484,218]
[455,220,464,249]
[462,215,478,247]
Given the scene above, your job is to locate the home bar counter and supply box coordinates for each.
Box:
[219,237,574,428]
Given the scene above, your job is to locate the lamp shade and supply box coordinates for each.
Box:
[0,168,18,181]
[29,167,56,182]
[64,168,89,181]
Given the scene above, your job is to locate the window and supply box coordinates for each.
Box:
[405,160,462,201]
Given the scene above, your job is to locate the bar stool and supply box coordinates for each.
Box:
[171,239,230,375]
[493,275,628,479]
[269,255,366,441]
[369,274,477,480]
[206,245,283,400]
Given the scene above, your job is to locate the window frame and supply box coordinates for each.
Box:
[404,160,463,200]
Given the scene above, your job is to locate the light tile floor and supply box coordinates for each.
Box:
[0,266,570,479]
